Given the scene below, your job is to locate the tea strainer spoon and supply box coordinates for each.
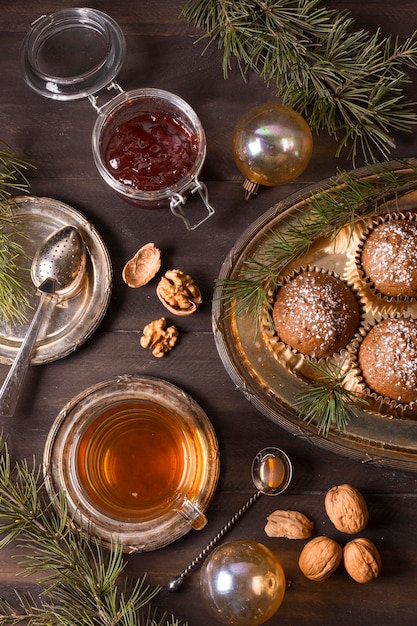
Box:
[0,225,86,417]
[168,446,292,591]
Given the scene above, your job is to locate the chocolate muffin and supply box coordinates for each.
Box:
[272,270,360,358]
[358,317,417,404]
[360,219,417,298]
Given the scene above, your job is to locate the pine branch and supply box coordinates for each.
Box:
[0,141,35,326]
[293,360,368,435]
[0,147,33,204]
[182,0,417,163]
[0,436,187,626]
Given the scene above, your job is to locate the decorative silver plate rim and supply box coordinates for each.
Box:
[212,161,417,473]
[0,196,112,365]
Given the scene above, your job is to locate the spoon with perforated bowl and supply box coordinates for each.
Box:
[168,446,292,591]
[0,225,86,417]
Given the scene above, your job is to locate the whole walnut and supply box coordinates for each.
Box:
[343,538,382,583]
[325,484,369,534]
[299,536,342,581]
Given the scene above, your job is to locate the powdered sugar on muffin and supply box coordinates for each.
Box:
[358,317,417,404]
[360,219,417,298]
[272,270,360,359]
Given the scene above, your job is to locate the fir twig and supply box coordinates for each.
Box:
[293,360,368,435]
[0,141,35,326]
[0,147,33,204]
[182,0,417,163]
[0,435,186,626]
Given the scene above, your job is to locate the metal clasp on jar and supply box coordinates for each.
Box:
[170,178,215,231]
[88,81,124,112]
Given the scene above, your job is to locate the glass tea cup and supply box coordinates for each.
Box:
[73,395,207,526]
[43,376,219,552]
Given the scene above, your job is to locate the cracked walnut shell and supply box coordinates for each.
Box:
[343,538,381,583]
[140,318,178,358]
[299,536,342,581]
[325,484,369,534]
[156,269,202,315]
[265,510,314,539]
[122,242,161,288]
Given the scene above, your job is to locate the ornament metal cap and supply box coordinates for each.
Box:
[243,178,260,199]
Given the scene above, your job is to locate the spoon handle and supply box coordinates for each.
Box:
[168,490,261,592]
[0,293,52,417]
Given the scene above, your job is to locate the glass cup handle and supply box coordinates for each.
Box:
[174,496,207,531]
[170,178,215,231]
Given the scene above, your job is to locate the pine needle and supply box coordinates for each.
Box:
[0,141,35,326]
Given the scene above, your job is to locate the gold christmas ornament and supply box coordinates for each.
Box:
[200,539,286,625]
[232,103,313,198]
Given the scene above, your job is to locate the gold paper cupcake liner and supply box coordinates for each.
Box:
[348,314,417,418]
[261,265,364,370]
[355,211,417,303]
[259,211,417,421]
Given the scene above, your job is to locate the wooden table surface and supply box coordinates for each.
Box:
[1,2,417,624]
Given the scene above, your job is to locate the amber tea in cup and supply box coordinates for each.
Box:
[76,400,203,524]
[44,376,218,551]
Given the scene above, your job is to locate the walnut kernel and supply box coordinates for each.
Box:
[140,318,178,357]
[156,269,202,315]
[299,536,342,581]
[265,510,314,539]
[343,538,382,583]
[325,484,369,534]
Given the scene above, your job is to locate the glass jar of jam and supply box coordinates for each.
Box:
[91,87,213,229]
[20,8,215,230]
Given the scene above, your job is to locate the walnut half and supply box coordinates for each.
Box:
[156,269,202,315]
[140,318,178,358]
[122,242,161,288]
[265,510,314,539]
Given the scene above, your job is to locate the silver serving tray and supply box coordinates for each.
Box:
[0,196,112,365]
[213,163,417,472]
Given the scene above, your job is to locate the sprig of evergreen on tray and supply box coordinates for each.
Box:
[293,360,368,436]
[182,0,417,163]
[218,159,417,323]
[0,435,186,626]
[0,142,35,325]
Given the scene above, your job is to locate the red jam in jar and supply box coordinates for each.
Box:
[104,112,199,191]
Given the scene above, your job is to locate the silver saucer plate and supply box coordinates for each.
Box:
[43,375,220,552]
[0,196,112,365]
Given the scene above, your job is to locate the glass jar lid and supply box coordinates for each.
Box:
[20,8,126,100]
